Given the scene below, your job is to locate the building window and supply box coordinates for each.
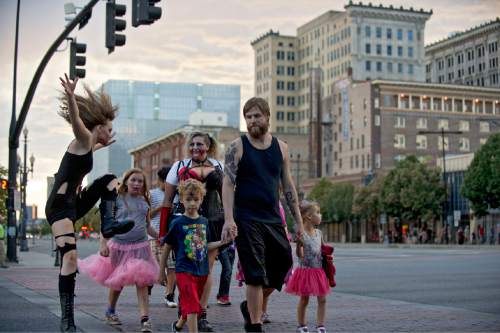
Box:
[277,81,285,90]
[397,46,403,57]
[374,115,381,126]
[438,137,449,151]
[376,44,382,55]
[287,67,295,76]
[287,112,295,121]
[277,51,285,60]
[408,64,414,74]
[365,26,371,37]
[387,45,392,56]
[407,30,414,41]
[287,82,295,90]
[459,138,470,152]
[277,126,285,133]
[365,43,371,54]
[395,116,406,128]
[416,118,427,129]
[408,47,414,58]
[437,119,449,130]
[459,120,470,132]
[277,96,284,105]
[376,27,382,38]
[480,138,487,145]
[387,62,393,72]
[287,97,295,106]
[416,135,427,149]
[277,111,284,121]
[277,66,284,75]
[394,134,406,148]
[386,28,392,39]
[480,121,490,132]
[375,153,381,168]
[397,28,403,40]
[365,60,371,71]
[376,61,382,72]
[287,51,295,61]
[398,63,403,73]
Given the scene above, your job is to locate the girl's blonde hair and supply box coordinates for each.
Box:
[178,178,206,199]
[299,200,320,219]
[58,85,118,130]
[118,168,151,206]
[188,132,218,159]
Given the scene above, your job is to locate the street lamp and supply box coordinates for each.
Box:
[19,127,34,252]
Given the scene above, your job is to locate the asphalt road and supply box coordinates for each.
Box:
[30,238,500,316]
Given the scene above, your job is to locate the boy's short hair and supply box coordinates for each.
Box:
[157,166,171,180]
[178,178,206,199]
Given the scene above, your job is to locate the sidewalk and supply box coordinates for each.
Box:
[1,247,500,332]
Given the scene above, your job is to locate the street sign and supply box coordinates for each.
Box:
[380,213,387,225]
[0,178,7,190]
[14,190,21,211]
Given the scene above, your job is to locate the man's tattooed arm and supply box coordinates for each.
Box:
[224,140,239,185]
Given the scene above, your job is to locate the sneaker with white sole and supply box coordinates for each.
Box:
[141,319,153,332]
[105,313,122,325]
[164,294,178,308]
[316,326,326,333]
[297,326,309,333]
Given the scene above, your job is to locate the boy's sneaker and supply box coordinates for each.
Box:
[261,312,271,324]
[296,326,309,333]
[105,312,122,325]
[171,320,182,333]
[140,319,153,332]
[198,315,214,332]
[164,294,178,308]
[316,326,326,333]
[217,295,231,306]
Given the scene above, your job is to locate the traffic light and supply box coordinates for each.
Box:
[69,40,86,80]
[0,178,8,190]
[132,0,162,27]
[105,0,126,54]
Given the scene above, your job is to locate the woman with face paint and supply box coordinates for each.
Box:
[159,132,224,332]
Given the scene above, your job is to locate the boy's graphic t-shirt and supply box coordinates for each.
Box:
[164,215,210,276]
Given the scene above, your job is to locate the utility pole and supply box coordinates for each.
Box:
[418,128,462,229]
[19,128,34,252]
[7,0,99,262]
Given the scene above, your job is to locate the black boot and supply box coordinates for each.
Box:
[99,199,134,238]
[59,292,76,332]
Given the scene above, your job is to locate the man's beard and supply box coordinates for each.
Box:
[247,122,269,139]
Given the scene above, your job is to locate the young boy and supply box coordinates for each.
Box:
[159,179,228,333]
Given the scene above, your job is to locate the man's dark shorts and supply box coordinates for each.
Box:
[235,220,292,291]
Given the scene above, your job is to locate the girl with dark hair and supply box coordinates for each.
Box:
[159,132,224,332]
[45,75,134,332]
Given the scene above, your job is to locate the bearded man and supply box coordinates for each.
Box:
[221,97,304,332]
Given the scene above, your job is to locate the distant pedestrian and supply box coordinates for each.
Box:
[149,166,177,307]
[286,200,331,333]
[0,219,8,268]
[457,227,464,245]
[215,243,235,306]
[464,225,470,244]
[159,179,228,333]
[479,225,485,244]
[79,168,159,332]
[489,226,495,245]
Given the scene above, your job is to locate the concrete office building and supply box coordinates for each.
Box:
[425,17,500,87]
[252,1,432,136]
[88,80,240,181]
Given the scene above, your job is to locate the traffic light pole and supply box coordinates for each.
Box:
[7,0,99,262]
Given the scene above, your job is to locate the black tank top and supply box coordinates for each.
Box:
[46,149,93,210]
[234,135,282,224]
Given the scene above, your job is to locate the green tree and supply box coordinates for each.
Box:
[380,155,444,223]
[353,177,382,223]
[75,207,101,233]
[0,165,7,220]
[462,133,500,217]
[308,179,354,223]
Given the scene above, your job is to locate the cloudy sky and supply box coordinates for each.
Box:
[1,0,498,216]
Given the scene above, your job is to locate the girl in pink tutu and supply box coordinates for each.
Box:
[78,168,159,332]
[285,200,330,333]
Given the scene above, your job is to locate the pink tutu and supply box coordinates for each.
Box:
[78,240,159,291]
[285,267,330,297]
